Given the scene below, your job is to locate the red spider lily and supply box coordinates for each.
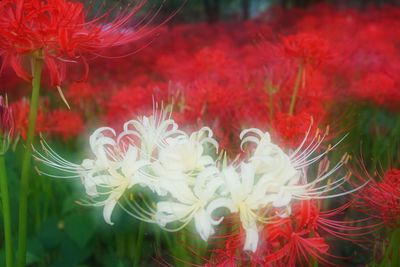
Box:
[105,82,167,128]
[11,98,46,140]
[11,98,85,141]
[282,33,330,68]
[66,81,97,107]
[265,232,330,267]
[262,200,371,267]
[0,96,14,154]
[273,111,315,148]
[0,0,154,85]
[352,72,399,107]
[202,199,376,267]
[355,169,400,226]
[203,226,247,266]
[47,109,83,140]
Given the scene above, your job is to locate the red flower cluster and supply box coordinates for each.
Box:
[72,22,332,151]
[11,99,83,141]
[282,33,330,67]
[0,0,149,85]
[206,200,374,266]
[356,169,400,226]
[2,3,400,147]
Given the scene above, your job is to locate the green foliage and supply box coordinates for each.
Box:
[340,103,400,171]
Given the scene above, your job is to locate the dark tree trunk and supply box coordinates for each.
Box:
[242,0,251,20]
[204,0,220,23]
[282,0,289,8]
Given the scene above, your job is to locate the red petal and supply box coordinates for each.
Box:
[45,56,65,86]
[10,54,32,81]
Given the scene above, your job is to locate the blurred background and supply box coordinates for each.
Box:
[1,0,400,266]
[139,0,400,22]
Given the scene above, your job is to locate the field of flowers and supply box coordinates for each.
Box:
[0,1,400,266]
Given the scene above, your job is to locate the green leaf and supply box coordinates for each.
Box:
[26,251,41,265]
[27,236,45,265]
[61,193,81,215]
[38,218,63,249]
[64,212,97,248]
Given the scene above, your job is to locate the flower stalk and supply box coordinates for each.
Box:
[0,155,13,267]
[133,222,145,267]
[288,63,304,116]
[17,53,43,267]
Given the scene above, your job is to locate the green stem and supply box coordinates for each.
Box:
[116,234,124,258]
[133,222,145,267]
[0,155,13,267]
[17,55,43,267]
[311,257,319,267]
[288,63,304,116]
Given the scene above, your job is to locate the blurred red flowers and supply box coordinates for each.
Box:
[2,2,400,155]
[282,33,330,68]
[205,200,373,266]
[11,99,83,141]
[356,169,400,226]
[0,0,149,85]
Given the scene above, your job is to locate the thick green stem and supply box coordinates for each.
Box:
[133,222,145,267]
[0,155,13,267]
[17,55,43,267]
[288,63,304,116]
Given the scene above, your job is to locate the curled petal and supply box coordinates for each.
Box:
[194,209,215,241]
[103,198,118,225]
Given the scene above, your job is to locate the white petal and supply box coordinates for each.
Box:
[223,167,242,203]
[244,225,259,252]
[206,197,236,215]
[240,162,255,196]
[81,159,94,169]
[160,178,197,205]
[193,167,219,197]
[82,174,112,197]
[103,199,117,225]
[121,145,139,177]
[156,201,192,222]
[194,209,214,241]
[198,178,224,201]
[272,190,292,207]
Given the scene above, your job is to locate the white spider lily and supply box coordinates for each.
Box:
[155,168,228,241]
[35,128,149,225]
[35,107,367,248]
[240,127,364,202]
[240,128,304,208]
[221,162,296,252]
[138,127,218,197]
[119,107,186,160]
[83,144,148,225]
[155,127,218,174]
[240,128,298,179]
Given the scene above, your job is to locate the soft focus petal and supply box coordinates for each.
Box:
[103,199,118,225]
[244,225,259,252]
[194,209,214,241]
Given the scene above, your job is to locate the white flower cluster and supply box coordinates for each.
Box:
[35,109,358,252]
